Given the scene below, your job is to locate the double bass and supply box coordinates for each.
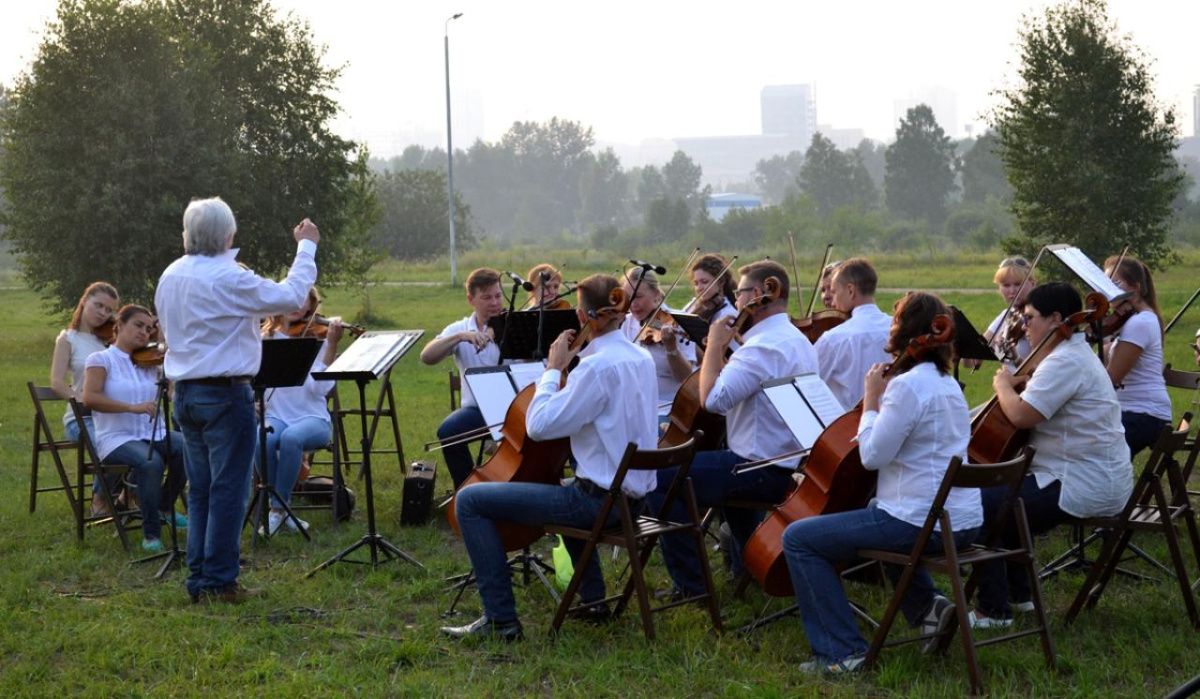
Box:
[743,312,954,596]
[446,286,628,551]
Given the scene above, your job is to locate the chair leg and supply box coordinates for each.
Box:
[945,548,983,696]
[29,423,39,514]
[1152,485,1200,628]
[1065,525,1132,623]
[863,560,917,671]
[1014,502,1057,669]
[684,490,723,633]
[550,536,599,635]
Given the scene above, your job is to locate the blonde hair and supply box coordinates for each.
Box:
[993,256,1033,285]
[263,287,321,335]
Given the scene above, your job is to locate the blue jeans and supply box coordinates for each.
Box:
[65,415,107,494]
[975,475,1065,618]
[260,416,331,508]
[782,502,979,663]
[1122,411,1169,459]
[455,480,624,622]
[649,449,794,595]
[438,406,485,489]
[175,382,257,596]
[102,432,187,539]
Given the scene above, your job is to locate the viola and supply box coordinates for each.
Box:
[447,286,628,551]
[791,308,849,344]
[286,314,366,340]
[742,312,954,596]
[636,308,686,345]
[94,318,118,346]
[969,293,1108,465]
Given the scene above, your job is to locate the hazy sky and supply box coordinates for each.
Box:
[2,0,1197,157]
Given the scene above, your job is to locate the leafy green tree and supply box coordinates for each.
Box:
[373,168,475,259]
[885,104,957,226]
[853,139,887,191]
[960,131,1012,204]
[753,151,804,205]
[0,0,374,310]
[646,197,690,242]
[799,133,876,215]
[992,0,1183,267]
[637,165,666,216]
[579,148,630,230]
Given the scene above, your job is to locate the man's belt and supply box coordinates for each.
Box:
[180,375,253,387]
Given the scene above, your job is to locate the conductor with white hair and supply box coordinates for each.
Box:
[155,196,320,604]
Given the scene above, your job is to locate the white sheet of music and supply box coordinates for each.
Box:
[465,362,547,441]
[792,373,848,425]
[508,361,546,391]
[1047,245,1127,302]
[763,373,846,449]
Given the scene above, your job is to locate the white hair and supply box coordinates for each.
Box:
[182,197,236,255]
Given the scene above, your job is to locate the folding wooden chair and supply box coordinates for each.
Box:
[1065,420,1200,628]
[292,388,352,524]
[545,434,723,640]
[27,383,84,518]
[69,399,139,551]
[858,447,1054,696]
[1164,365,1200,495]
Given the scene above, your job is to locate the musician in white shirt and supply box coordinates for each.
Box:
[420,268,506,488]
[441,274,658,641]
[621,267,697,420]
[652,260,818,598]
[783,292,979,674]
[156,196,318,604]
[815,257,892,410]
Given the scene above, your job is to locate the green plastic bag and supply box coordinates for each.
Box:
[552,535,574,590]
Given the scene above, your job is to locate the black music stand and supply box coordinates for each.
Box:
[489,310,580,361]
[307,330,425,576]
[949,306,997,381]
[132,374,186,578]
[245,337,324,545]
[669,313,710,345]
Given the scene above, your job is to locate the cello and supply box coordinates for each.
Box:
[743,310,954,596]
[968,292,1109,465]
[446,286,629,552]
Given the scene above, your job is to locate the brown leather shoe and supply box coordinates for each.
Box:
[191,583,262,605]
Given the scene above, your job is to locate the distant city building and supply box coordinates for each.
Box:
[817,124,866,150]
[673,133,805,186]
[761,84,817,146]
[706,192,763,221]
[893,86,959,138]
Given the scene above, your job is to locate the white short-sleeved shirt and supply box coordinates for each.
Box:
[1020,334,1133,518]
[526,330,659,497]
[85,346,164,460]
[264,331,336,425]
[815,303,892,411]
[858,362,980,530]
[1111,310,1172,421]
[705,312,819,469]
[436,314,501,408]
[987,309,1032,369]
[59,329,107,427]
[621,309,698,415]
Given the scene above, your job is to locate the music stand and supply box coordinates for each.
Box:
[307,330,425,576]
[246,337,323,545]
[488,310,580,361]
[668,313,710,345]
[132,374,185,578]
[949,306,997,381]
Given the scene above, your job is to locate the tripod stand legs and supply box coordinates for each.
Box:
[442,548,559,616]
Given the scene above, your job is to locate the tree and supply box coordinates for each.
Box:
[579,148,630,230]
[799,133,876,215]
[992,0,1183,268]
[960,131,1012,204]
[0,0,375,310]
[372,168,475,259]
[885,105,957,226]
[753,151,804,205]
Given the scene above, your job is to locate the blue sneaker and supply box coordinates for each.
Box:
[142,537,163,553]
[163,512,188,529]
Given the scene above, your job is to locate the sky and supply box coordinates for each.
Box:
[2,0,1197,158]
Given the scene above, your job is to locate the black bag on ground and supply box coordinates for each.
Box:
[401,460,437,526]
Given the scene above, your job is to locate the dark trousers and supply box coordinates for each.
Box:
[976,475,1066,618]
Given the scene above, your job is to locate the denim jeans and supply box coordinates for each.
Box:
[438,406,485,489]
[1122,410,1169,459]
[975,475,1066,618]
[649,449,794,595]
[782,502,979,663]
[455,480,622,622]
[102,432,187,539]
[65,415,108,494]
[260,416,331,508]
[174,382,257,596]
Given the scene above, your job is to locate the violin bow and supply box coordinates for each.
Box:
[683,254,738,315]
[787,232,802,317]
[990,246,1047,358]
[637,247,700,332]
[805,243,833,318]
[1163,286,1200,337]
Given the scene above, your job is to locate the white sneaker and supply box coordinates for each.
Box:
[920,595,956,654]
[258,510,285,536]
[969,609,1014,629]
[1010,600,1036,614]
[284,514,309,533]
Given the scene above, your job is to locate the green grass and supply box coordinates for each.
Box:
[5,249,1200,696]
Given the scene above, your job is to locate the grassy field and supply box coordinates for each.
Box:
[4,250,1200,697]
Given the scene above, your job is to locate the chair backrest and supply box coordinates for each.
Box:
[1164,364,1200,392]
[28,382,69,444]
[449,370,462,411]
[1128,420,1192,510]
[914,447,1035,550]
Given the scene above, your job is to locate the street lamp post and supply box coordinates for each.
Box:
[444,12,462,285]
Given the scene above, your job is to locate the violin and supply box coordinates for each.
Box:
[636,308,685,345]
[742,312,954,596]
[447,286,629,551]
[791,309,848,344]
[94,318,118,346]
[285,314,366,340]
[727,276,781,347]
[969,293,1108,465]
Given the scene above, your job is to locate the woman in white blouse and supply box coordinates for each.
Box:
[50,281,119,515]
[622,268,697,421]
[1103,256,1172,457]
[257,288,345,535]
[82,304,187,552]
[781,291,979,674]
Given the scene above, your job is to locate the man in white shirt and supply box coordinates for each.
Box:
[419,268,506,488]
[155,197,318,604]
[652,260,819,598]
[441,274,658,641]
[815,257,892,410]
[973,282,1133,627]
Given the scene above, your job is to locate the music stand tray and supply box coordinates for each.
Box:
[308,330,425,576]
[669,313,710,345]
[246,338,324,545]
[488,310,580,361]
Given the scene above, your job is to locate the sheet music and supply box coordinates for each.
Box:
[792,373,847,425]
[1047,245,1128,302]
[314,330,423,380]
[508,361,547,391]
[464,368,520,441]
[764,384,825,449]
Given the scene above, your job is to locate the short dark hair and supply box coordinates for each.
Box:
[577,274,621,314]
[1026,282,1081,320]
[887,292,953,375]
[465,268,501,296]
[834,258,878,296]
[738,259,790,302]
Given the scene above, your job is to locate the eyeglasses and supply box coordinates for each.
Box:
[735,286,759,296]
